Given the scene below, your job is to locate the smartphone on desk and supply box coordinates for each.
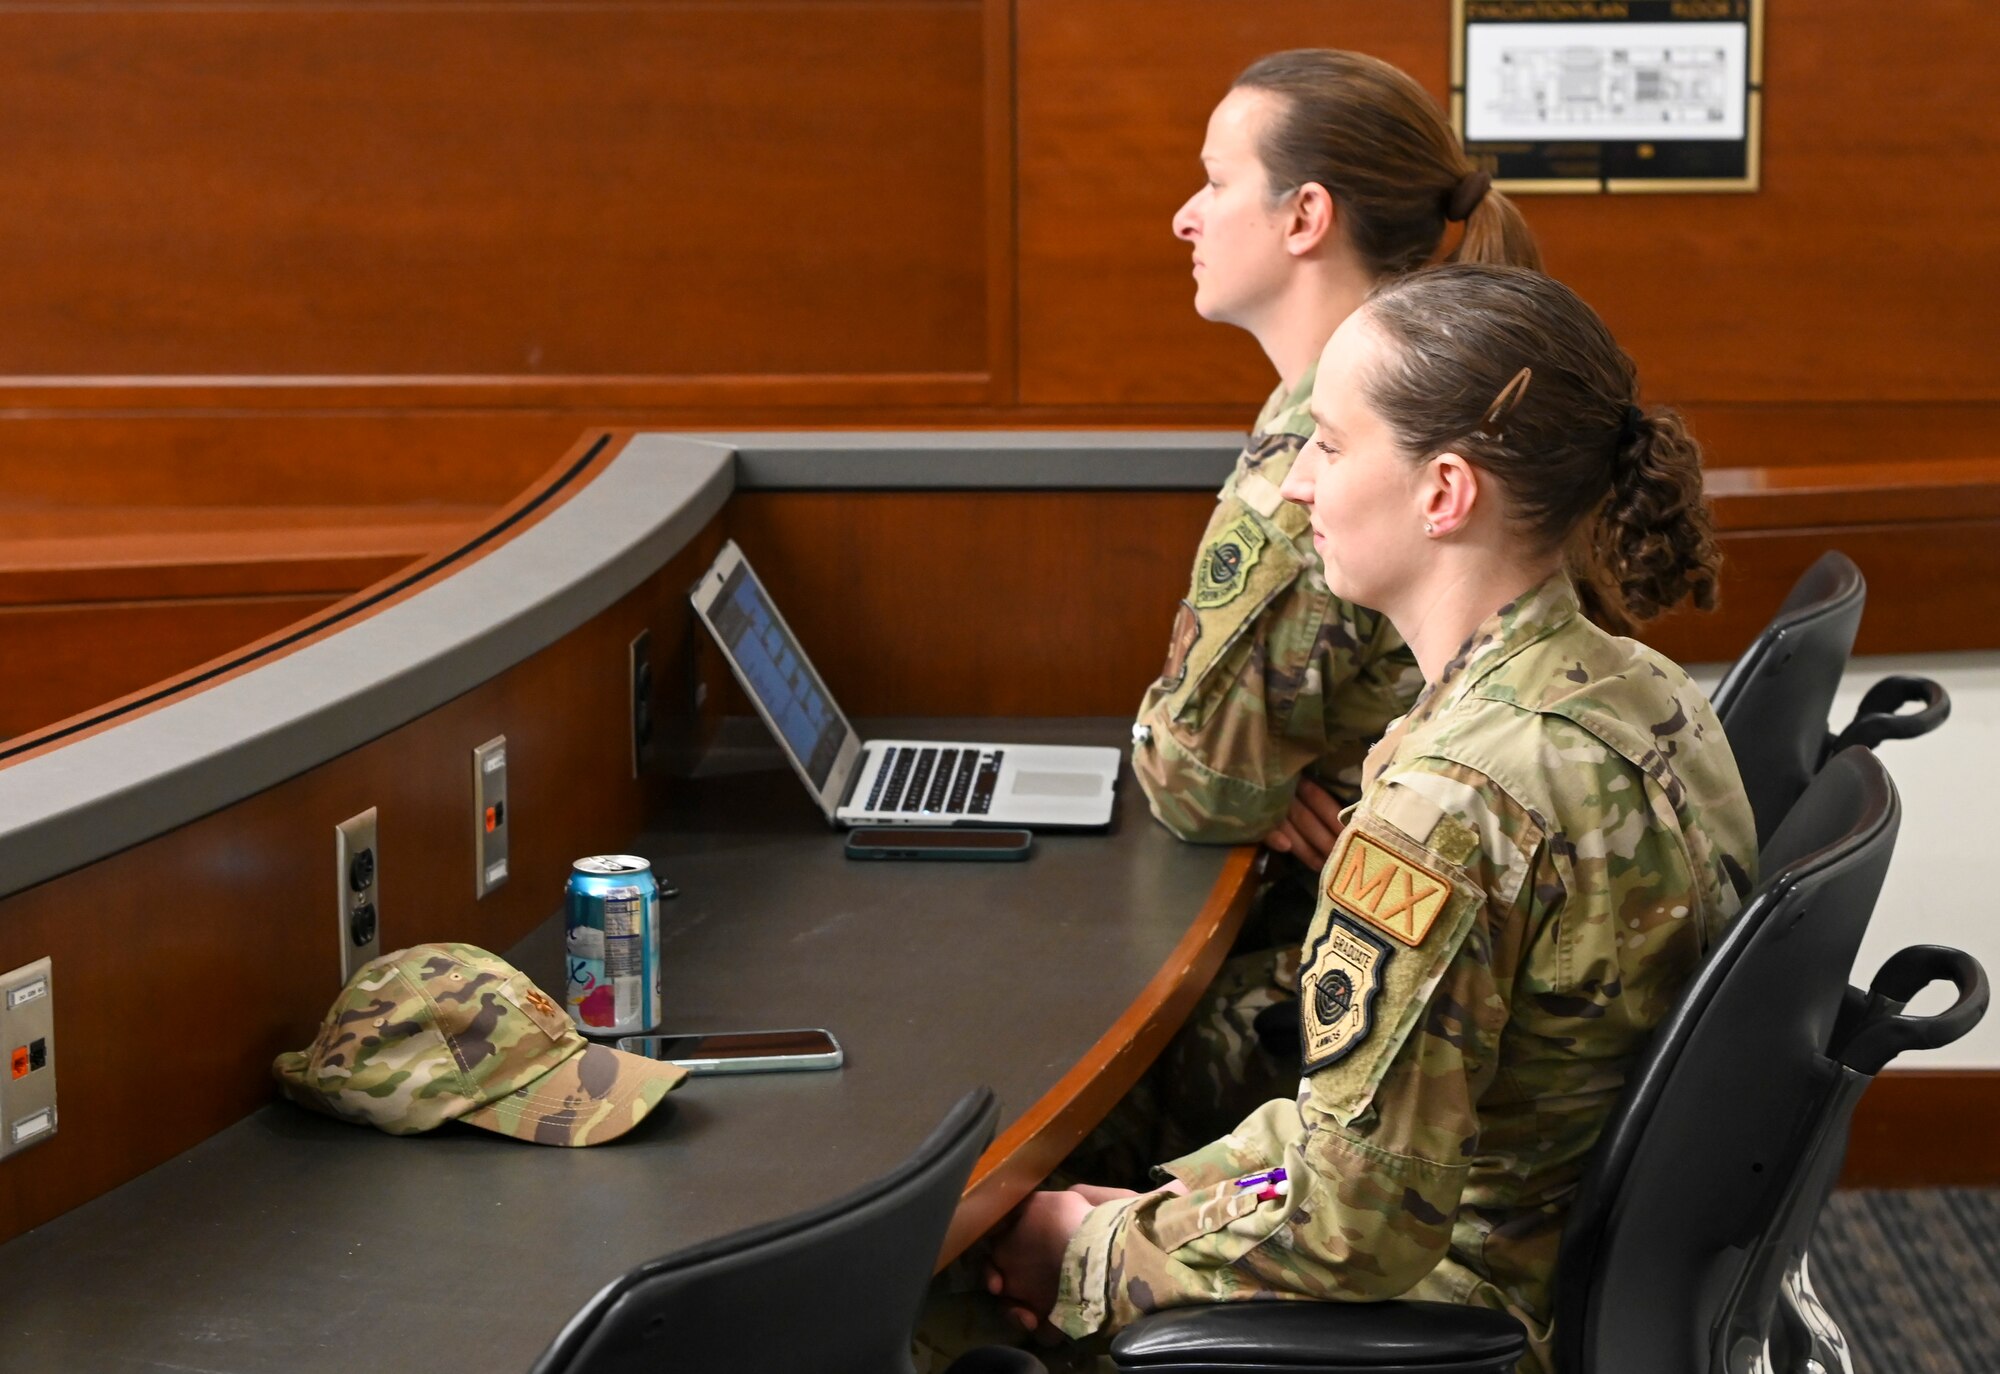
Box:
[844,827,1033,861]
[616,1028,844,1075]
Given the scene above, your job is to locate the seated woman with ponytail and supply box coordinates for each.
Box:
[986,265,1757,1374]
[1142,48,1542,862]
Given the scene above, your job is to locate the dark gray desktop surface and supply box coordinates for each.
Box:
[0,720,1234,1373]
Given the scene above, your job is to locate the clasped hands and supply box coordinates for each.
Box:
[982,1180,1190,1337]
[1263,776,1345,872]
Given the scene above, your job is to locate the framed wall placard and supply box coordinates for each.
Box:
[1452,0,1764,193]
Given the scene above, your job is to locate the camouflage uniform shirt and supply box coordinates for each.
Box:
[1057,575,1756,1373]
[1134,367,1423,840]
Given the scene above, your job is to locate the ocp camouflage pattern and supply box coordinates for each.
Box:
[1059,575,1756,1374]
[274,942,684,1147]
[1132,366,1424,841]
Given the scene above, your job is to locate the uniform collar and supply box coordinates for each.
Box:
[1404,573,1582,730]
[1256,363,1318,436]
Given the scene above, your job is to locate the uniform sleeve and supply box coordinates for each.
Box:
[1133,455,1422,843]
[1052,762,1550,1337]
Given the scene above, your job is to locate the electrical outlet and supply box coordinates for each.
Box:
[0,958,56,1161]
[336,808,381,983]
[630,629,654,779]
[474,736,509,897]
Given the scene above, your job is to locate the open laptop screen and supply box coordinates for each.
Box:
[707,561,847,790]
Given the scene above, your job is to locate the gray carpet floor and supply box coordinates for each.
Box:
[1814,1190,2000,1373]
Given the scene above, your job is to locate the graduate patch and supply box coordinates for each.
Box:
[1325,830,1451,948]
[1298,915,1392,1072]
[1192,516,1268,609]
[1160,600,1202,689]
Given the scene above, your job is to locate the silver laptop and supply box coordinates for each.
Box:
[690,541,1120,829]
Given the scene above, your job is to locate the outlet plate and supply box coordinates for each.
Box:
[0,957,56,1161]
[630,629,654,779]
[474,736,509,897]
[336,808,381,983]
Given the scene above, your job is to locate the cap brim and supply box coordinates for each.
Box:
[459,1041,687,1146]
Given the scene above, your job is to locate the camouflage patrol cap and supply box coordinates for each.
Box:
[274,942,685,1146]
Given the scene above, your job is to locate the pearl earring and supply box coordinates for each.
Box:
[1425,521,1436,535]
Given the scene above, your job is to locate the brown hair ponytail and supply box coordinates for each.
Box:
[1598,406,1720,623]
[1450,184,1540,271]
[1360,264,1721,629]
[1233,50,1542,279]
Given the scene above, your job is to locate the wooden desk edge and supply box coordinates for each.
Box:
[939,843,1261,1264]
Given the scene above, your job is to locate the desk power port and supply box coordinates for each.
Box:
[0,958,56,1162]
[336,809,381,984]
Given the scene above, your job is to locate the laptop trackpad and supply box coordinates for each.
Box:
[1011,770,1104,798]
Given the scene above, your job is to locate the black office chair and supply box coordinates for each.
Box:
[1103,748,1988,1374]
[1708,550,1948,849]
[528,1086,1032,1374]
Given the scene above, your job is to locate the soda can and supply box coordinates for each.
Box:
[564,855,662,1035]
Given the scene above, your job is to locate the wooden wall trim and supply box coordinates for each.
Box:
[0,374,993,412]
[1707,457,2000,531]
[0,430,629,769]
[944,844,1260,1263]
[1840,1069,2000,1188]
[0,504,488,607]
[0,433,734,900]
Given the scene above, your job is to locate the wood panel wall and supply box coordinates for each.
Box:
[0,0,1987,483]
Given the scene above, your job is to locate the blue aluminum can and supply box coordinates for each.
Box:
[564,854,662,1036]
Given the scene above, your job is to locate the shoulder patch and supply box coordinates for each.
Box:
[1159,599,1201,689]
[1298,914,1392,1072]
[1325,829,1451,947]
[1193,515,1268,609]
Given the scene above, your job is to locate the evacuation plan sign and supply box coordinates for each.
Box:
[1453,0,1763,192]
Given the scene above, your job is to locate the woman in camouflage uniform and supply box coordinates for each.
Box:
[990,265,1756,1374]
[1134,49,1545,1164]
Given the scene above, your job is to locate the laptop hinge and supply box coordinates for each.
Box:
[835,747,871,811]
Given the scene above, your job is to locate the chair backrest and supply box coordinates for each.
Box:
[1552,747,1898,1374]
[530,1086,999,1374]
[1709,551,1866,851]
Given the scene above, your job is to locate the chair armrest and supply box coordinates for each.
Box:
[1836,943,1989,1075]
[1831,674,1950,752]
[1109,1300,1527,1372]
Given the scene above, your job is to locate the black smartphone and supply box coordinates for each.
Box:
[615,1028,843,1074]
[843,827,1034,861]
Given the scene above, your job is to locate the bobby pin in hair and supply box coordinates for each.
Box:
[1472,366,1533,441]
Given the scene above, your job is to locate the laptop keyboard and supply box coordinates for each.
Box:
[863,746,1003,816]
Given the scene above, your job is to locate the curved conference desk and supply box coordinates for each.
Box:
[0,432,1259,1372]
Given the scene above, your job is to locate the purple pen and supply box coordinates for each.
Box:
[1235,1166,1288,1189]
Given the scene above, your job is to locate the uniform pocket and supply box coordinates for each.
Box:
[1149,1180,1287,1259]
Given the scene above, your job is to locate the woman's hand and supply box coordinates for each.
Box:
[985,1189,1095,1334]
[983,1180,1195,1333]
[1264,777,1346,871]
